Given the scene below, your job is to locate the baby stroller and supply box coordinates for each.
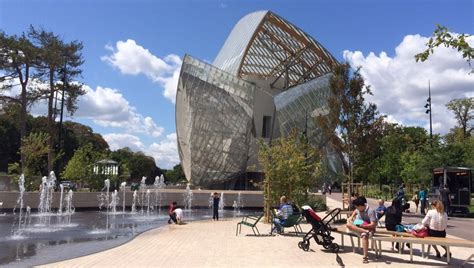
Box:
[298,206,341,253]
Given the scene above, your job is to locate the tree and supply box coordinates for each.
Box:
[324,63,381,196]
[28,26,85,173]
[415,25,473,71]
[20,132,48,177]
[0,104,21,172]
[164,164,186,184]
[61,143,103,189]
[0,31,41,173]
[446,97,473,139]
[110,148,161,184]
[258,130,320,222]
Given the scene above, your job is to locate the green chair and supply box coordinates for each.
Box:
[271,209,303,234]
[236,214,264,236]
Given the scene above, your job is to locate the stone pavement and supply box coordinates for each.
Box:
[39,196,473,267]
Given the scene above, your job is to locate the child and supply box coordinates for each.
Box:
[168,201,177,224]
[212,192,220,221]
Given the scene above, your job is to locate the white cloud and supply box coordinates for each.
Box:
[103,132,180,169]
[102,39,181,103]
[343,34,474,134]
[103,133,145,152]
[147,133,180,169]
[74,85,164,137]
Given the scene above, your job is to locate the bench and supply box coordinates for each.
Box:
[332,225,382,256]
[372,235,474,265]
[236,214,264,236]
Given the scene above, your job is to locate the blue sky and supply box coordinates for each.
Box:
[1,0,473,169]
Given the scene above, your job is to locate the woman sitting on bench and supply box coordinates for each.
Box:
[422,200,449,258]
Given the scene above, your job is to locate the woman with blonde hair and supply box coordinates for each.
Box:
[421,200,449,258]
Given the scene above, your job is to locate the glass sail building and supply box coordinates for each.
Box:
[176,10,342,188]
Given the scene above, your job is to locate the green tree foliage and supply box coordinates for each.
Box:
[258,130,320,222]
[415,25,473,71]
[164,164,186,184]
[378,125,429,186]
[446,97,473,139]
[20,132,49,177]
[28,26,85,173]
[61,143,103,189]
[0,104,21,171]
[0,31,42,172]
[110,148,162,184]
[323,63,381,190]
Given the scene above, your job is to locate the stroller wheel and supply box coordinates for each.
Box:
[302,243,310,251]
[298,241,303,249]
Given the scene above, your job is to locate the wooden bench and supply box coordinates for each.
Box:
[332,225,382,257]
[236,214,264,236]
[372,235,474,265]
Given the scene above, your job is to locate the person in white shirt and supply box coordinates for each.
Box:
[421,200,448,258]
[174,208,184,224]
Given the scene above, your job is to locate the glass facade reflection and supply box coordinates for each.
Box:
[176,10,342,187]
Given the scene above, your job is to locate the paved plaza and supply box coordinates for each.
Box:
[39,196,473,267]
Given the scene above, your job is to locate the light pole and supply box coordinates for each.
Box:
[424,81,433,147]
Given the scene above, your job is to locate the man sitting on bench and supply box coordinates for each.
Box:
[346,196,378,264]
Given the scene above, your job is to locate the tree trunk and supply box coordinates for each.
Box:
[47,68,55,173]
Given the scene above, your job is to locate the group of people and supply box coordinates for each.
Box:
[167,192,222,224]
[347,193,449,263]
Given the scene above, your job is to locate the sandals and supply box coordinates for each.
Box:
[362,257,369,264]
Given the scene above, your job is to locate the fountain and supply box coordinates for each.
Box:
[64,190,74,224]
[208,193,213,208]
[183,184,193,211]
[98,179,111,211]
[153,175,165,214]
[120,182,126,213]
[38,171,57,226]
[13,174,26,235]
[58,184,64,215]
[140,176,146,214]
[232,192,244,215]
[146,189,151,216]
[218,192,225,211]
[131,190,138,213]
[110,190,119,213]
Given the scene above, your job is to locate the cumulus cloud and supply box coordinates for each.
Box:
[343,34,474,134]
[147,133,180,169]
[102,39,181,103]
[74,85,164,137]
[103,133,145,151]
[103,132,179,169]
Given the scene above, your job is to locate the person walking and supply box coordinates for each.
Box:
[439,184,451,216]
[419,187,427,215]
[212,192,220,221]
[412,192,420,213]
